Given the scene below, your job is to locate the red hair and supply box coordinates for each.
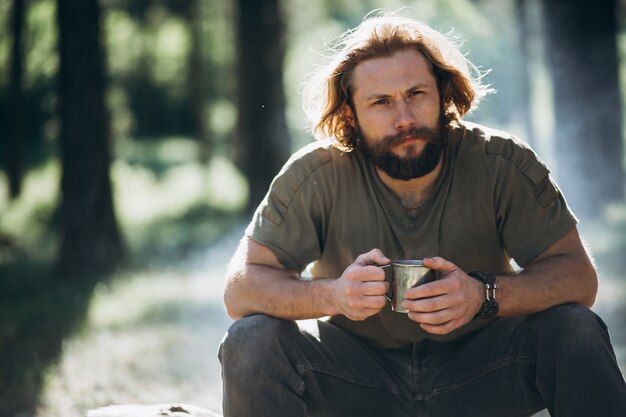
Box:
[303,14,492,150]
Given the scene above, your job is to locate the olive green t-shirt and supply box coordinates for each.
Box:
[246,122,577,348]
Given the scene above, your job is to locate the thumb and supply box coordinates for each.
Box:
[355,248,391,266]
[423,257,458,273]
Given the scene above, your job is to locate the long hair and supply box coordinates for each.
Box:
[303,14,493,150]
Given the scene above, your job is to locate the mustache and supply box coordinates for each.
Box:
[367,126,441,155]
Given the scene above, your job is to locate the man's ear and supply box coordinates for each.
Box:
[343,105,355,127]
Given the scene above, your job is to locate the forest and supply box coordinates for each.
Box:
[0,0,625,416]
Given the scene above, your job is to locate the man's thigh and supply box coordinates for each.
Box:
[416,305,620,417]
[295,319,416,417]
[222,306,621,417]
[303,317,544,417]
[220,315,416,417]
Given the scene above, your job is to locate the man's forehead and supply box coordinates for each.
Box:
[351,49,436,98]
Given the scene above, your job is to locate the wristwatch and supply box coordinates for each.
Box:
[468,271,499,319]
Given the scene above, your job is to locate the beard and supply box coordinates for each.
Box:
[355,124,443,181]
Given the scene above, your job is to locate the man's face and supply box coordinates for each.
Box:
[347,49,442,180]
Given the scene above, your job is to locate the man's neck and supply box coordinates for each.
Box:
[375,156,443,213]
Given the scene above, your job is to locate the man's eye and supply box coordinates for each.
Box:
[373,99,389,105]
[409,90,424,97]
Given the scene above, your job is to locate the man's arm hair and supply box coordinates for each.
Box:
[223,236,390,321]
[223,236,338,320]
[496,226,598,316]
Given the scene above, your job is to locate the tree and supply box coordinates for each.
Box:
[56,0,125,279]
[184,0,212,163]
[235,0,291,213]
[6,0,25,199]
[541,0,624,216]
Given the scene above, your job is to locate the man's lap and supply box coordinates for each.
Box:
[220,305,621,417]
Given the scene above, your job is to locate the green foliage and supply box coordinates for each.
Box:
[0,161,60,261]
[0,138,247,266]
[104,6,196,138]
[128,203,240,266]
[24,0,58,85]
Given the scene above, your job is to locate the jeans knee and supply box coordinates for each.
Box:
[219,315,298,375]
[532,304,609,347]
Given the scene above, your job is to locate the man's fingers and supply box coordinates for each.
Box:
[408,308,453,325]
[404,278,450,299]
[364,295,388,309]
[346,305,387,321]
[418,320,459,335]
[360,281,389,296]
[355,248,391,267]
[403,293,450,312]
[346,295,387,310]
[423,257,457,273]
[343,279,387,297]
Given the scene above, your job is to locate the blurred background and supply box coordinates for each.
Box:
[0,0,625,416]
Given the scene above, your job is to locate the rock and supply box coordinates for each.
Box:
[87,404,222,417]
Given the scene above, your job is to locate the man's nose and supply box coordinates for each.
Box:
[394,100,416,130]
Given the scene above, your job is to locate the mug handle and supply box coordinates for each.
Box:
[379,264,393,301]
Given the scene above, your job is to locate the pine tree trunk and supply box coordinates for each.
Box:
[7,0,25,199]
[235,0,290,214]
[541,0,624,216]
[56,0,125,279]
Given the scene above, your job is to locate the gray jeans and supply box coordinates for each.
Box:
[219,304,626,417]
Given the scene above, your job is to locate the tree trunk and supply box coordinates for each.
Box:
[235,0,290,214]
[55,0,125,279]
[185,0,212,164]
[7,0,25,199]
[541,0,624,217]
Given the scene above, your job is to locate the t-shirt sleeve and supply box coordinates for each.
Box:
[488,137,578,267]
[245,147,331,273]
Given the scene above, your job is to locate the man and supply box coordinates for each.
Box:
[219,14,626,417]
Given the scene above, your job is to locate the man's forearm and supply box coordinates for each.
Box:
[224,264,338,320]
[496,250,597,316]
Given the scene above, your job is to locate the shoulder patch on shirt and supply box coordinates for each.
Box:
[485,135,559,208]
[261,143,335,225]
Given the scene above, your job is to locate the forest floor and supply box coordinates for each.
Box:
[34,222,247,417]
[32,217,626,417]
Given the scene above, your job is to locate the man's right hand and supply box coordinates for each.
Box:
[331,249,391,321]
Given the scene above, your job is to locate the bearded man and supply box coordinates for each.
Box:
[219,14,626,417]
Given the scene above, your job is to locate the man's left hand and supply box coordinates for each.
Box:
[402,257,485,335]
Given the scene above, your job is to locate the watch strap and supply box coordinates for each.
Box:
[468,271,499,319]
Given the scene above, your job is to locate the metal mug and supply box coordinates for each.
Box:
[384,260,435,313]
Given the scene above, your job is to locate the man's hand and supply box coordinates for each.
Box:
[331,249,390,321]
[402,257,484,335]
